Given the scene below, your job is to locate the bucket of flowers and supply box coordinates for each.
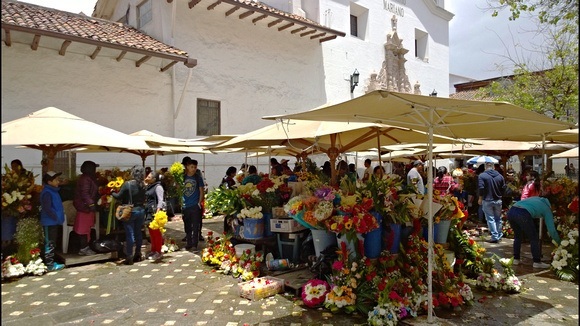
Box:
[551,196,579,282]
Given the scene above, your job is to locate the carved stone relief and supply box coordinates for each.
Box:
[366,15,414,94]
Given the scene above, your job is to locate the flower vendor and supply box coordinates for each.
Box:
[241,165,262,186]
[507,196,561,269]
[73,160,100,256]
[112,166,147,265]
[40,171,65,272]
[144,171,166,262]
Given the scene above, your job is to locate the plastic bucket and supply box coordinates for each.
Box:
[241,217,264,239]
[311,229,337,257]
[235,244,256,258]
[364,212,383,258]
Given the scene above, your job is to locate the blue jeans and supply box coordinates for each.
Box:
[123,206,145,257]
[508,207,541,262]
[482,199,503,241]
[183,205,202,248]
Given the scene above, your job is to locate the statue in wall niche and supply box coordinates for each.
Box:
[391,14,397,32]
[364,28,412,94]
[414,81,421,95]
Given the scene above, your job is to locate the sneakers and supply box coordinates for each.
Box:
[533,262,550,269]
[48,263,65,271]
[133,253,143,263]
[148,252,163,262]
[513,259,520,265]
[123,257,134,265]
[79,246,97,256]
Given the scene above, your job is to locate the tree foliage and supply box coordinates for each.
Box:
[480,0,579,123]
[487,0,578,25]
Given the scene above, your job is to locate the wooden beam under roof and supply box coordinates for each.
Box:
[267,18,283,27]
[116,50,127,61]
[207,1,222,10]
[239,10,254,19]
[188,0,201,9]
[31,34,40,50]
[59,40,71,55]
[300,30,316,37]
[136,55,151,67]
[310,32,326,39]
[290,26,307,34]
[225,6,240,16]
[90,46,101,59]
[4,29,11,46]
[319,35,337,43]
[252,14,268,24]
[278,23,294,31]
[160,60,178,72]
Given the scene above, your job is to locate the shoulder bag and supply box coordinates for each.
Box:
[116,181,134,221]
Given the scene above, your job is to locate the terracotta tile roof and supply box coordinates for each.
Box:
[188,0,345,42]
[1,0,193,64]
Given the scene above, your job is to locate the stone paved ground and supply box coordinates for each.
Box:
[1,216,578,325]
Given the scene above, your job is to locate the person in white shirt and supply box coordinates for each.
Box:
[406,160,425,194]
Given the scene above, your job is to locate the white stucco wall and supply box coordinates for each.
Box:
[2,0,455,188]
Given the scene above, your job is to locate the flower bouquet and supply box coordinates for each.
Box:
[302,279,330,308]
[237,206,263,219]
[551,196,579,282]
[161,238,179,253]
[24,248,47,276]
[232,248,264,281]
[149,210,168,233]
[475,255,501,291]
[97,176,124,209]
[497,257,521,293]
[1,255,26,280]
[201,231,237,269]
[2,164,37,218]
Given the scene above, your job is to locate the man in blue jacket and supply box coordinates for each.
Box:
[40,171,65,271]
[478,162,505,243]
[507,197,561,269]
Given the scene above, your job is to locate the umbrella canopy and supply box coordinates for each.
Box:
[466,155,499,165]
[549,147,579,159]
[211,119,456,183]
[264,90,575,322]
[1,107,150,170]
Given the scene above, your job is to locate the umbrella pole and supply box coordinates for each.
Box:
[154,153,157,171]
[427,117,434,323]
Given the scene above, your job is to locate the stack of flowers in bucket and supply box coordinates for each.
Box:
[551,196,579,282]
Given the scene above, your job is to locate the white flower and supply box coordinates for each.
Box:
[561,240,569,247]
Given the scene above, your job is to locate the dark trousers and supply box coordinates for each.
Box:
[43,225,59,268]
[508,206,542,262]
[183,205,202,248]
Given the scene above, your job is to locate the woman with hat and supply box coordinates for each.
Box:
[74,160,99,256]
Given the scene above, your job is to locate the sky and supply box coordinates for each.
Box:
[20,0,545,81]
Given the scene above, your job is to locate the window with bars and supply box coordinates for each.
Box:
[137,0,152,29]
[197,99,220,136]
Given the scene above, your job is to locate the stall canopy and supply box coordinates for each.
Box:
[1,107,151,171]
[210,119,458,183]
[549,147,579,159]
[264,89,575,322]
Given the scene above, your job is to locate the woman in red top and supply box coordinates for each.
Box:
[521,170,541,199]
[433,166,458,196]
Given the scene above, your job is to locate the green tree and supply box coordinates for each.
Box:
[479,0,579,123]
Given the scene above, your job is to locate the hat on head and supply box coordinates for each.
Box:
[280,159,289,164]
[413,160,424,167]
[43,171,62,183]
[80,161,99,174]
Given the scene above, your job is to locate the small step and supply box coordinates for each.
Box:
[56,251,118,267]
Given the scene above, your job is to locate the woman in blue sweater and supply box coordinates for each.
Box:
[507,196,561,269]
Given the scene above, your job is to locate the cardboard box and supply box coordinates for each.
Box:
[270,218,306,233]
[238,276,284,300]
[272,206,289,218]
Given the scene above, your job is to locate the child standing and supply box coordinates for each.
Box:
[40,171,65,271]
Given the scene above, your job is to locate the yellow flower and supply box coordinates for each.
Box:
[107,181,117,188]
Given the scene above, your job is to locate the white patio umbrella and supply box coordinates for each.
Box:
[466,155,499,165]
[264,90,575,322]
[549,147,579,159]
[1,107,149,171]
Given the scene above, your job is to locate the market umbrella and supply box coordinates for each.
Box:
[466,155,499,165]
[549,147,579,159]
[210,119,456,184]
[1,107,149,171]
[264,90,575,322]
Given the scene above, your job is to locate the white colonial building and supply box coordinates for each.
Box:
[2,0,454,187]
